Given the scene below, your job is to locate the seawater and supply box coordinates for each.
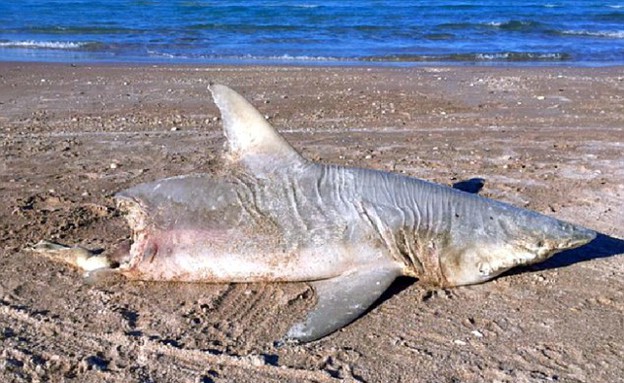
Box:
[1,0,623,65]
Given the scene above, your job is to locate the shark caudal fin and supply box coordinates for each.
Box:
[208,84,305,173]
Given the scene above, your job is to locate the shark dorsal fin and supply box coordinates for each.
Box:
[209,84,304,173]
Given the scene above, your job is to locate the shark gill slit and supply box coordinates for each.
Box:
[286,175,309,233]
[380,175,415,270]
[398,187,423,277]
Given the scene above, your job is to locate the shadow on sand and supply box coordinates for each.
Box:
[452,177,486,194]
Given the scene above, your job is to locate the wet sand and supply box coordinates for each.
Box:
[1,62,623,382]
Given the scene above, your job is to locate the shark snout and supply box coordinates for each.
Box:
[555,223,596,250]
[531,220,596,258]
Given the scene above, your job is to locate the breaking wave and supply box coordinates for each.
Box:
[486,20,545,31]
[0,40,87,49]
[363,52,571,63]
[560,30,624,39]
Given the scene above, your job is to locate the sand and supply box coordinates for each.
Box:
[1,62,623,383]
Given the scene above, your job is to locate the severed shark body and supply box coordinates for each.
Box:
[34,84,596,342]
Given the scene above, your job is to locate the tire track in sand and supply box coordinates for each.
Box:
[0,299,337,382]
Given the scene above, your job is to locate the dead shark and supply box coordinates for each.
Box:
[33,84,596,342]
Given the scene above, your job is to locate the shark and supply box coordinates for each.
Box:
[33,84,596,342]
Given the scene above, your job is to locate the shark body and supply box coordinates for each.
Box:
[35,84,596,342]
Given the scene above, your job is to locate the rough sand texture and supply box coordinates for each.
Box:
[1,63,623,383]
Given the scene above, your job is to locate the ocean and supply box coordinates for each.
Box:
[1,0,623,66]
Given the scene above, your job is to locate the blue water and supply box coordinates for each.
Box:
[1,1,623,66]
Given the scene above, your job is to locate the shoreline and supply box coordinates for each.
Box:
[1,61,623,383]
[3,60,624,76]
[3,56,624,69]
[3,59,624,70]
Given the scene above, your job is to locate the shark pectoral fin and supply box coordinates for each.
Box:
[284,265,401,343]
[208,84,305,174]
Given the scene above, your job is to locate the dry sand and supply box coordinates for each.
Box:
[1,63,623,383]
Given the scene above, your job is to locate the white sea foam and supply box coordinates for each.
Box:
[474,52,566,60]
[147,50,179,59]
[562,30,624,39]
[0,40,85,49]
[269,54,338,61]
[217,53,341,62]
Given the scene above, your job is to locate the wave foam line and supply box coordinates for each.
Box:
[0,40,86,49]
[561,30,624,38]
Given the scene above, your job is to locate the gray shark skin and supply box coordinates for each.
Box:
[36,84,596,343]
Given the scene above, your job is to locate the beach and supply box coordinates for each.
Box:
[1,62,623,382]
